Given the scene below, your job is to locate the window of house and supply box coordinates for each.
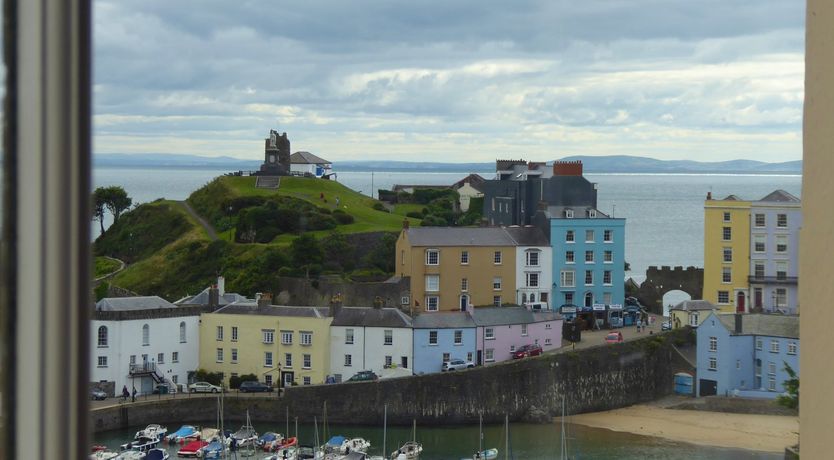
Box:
[303,376,311,385]
[231,326,238,342]
[564,292,574,304]
[303,354,311,369]
[425,274,440,292]
[97,356,107,368]
[776,288,787,307]
[776,262,788,280]
[172,352,179,363]
[587,209,596,218]
[526,273,539,287]
[425,249,439,265]
[384,330,393,345]
[717,291,729,304]
[281,331,293,345]
[467,352,474,362]
[604,250,613,263]
[454,330,463,345]
[603,271,612,285]
[344,354,352,366]
[585,250,594,263]
[425,296,439,311]
[768,362,776,375]
[493,277,502,290]
[97,326,108,348]
[180,322,187,343]
[603,292,613,305]
[737,360,741,369]
[603,230,613,242]
[442,352,451,362]
[565,209,574,218]
[429,331,438,345]
[545,322,552,330]
[709,337,717,352]
[345,329,354,344]
[768,377,776,391]
[493,295,502,306]
[755,213,765,227]
[723,247,732,262]
[460,250,469,264]
[285,353,293,368]
[130,355,136,365]
[709,357,717,370]
[584,270,593,286]
[298,331,312,346]
[157,353,164,364]
[265,352,273,367]
[545,338,552,345]
[521,324,528,336]
[485,349,495,362]
[723,212,731,222]
[216,348,224,363]
[585,230,595,242]
[263,329,275,344]
[722,227,731,241]
[722,267,732,283]
[494,251,502,264]
[173,375,179,385]
[401,250,405,266]
[566,230,575,243]
[385,356,393,367]
[770,340,780,353]
[526,250,539,266]
[777,214,787,227]
[565,251,575,263]
[756,338,763,350]
[788,342,797,355]
[754,235,766,253]
[689,312,699,326]
[485,328,495,340]
[461,278,468,292]
[231,349,238,363]
[561,270,575,288]
[776,235,788,253]
[142,324,150,346]
[754,262,765,279]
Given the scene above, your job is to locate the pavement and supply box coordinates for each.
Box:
[558,313,664,351]
[89,390,281,410]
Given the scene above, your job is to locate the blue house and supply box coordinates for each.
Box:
[547,208,626,322]
[412,312,476,374]
[696,312,799,398]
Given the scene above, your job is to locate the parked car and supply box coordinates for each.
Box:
[239,381,273,392]
[188,381,222,393]
[512,344,544,359]
[90,388,107,400]
[605,331,624,344]
[661,320,672,331]
[152,383,177,394]
[347,370,379,382]
[442,358,475,371]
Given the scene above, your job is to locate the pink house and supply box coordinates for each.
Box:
[472,306,563,365]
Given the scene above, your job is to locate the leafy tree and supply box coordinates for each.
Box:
[362,232,397,273]
[776,362,799,409]
[92,186,133,231]
[321,231,355,272]
[92,188,107,234]
[290,234,324,279]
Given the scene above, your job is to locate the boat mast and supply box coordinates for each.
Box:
[314,416,319,453]
[504,413,508,460]
[479,413,483,455]
[412,419,416,443]
[560,396,567,460]
[286,406,289,440]
[383,404,388,459]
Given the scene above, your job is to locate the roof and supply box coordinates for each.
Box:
[471,307,560,326]
[452,174,486,191]
[412,312,476,329]
[213,302,328,318]
[723,194,742,201]
[404,226,547,247]
[175,287,248,307]
[545,206,612,219]
[392,184,452,192]
[95,296,177,311]
[670,300,717,312]
[496,159,527,171]
[290,151,330,165]
[331,307,413,328]
[716,313,799,339]
[757,189,800,203]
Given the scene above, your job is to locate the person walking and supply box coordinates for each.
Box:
[121,385,129,402]
[131,386,137,403]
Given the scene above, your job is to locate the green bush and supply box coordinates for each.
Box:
[406,211,424,219]
[332,211,355,224]
[372,202,386,211]
[194,369,224,386]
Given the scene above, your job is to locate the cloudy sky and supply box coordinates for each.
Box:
[93,1,805,163]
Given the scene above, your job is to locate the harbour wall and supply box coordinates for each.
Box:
[91,328,695,432]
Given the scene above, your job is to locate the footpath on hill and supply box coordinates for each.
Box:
[176,200,218,241]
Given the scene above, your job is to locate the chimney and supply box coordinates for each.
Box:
[734,313,743,334]
[402,219,410,230]
[373,296,383,309]
[707,191,712,200]
[258,292,273,310]
[208,284,220,310]
[553,160,583,176]
[217,276,225,296]
[329,293,343,317]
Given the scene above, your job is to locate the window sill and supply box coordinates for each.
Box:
[384,343,392,346]
[172,361,179,364]
[96,365,107,368]
[97,345,108,349]
[264,365,274,368]
[345,342,354,345]
[180,341,187,344]
[302,367,311,370]
[453,343,463,346]
[428,343,438,347]
[301,344,312,347]
[485,337,495,341]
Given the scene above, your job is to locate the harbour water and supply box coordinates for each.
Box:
[94,166,802,278]
[94,420,781,459]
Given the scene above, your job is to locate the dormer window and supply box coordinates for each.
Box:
[564,209,574,218]
[587,209,597,218]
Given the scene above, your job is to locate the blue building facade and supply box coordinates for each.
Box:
[550,212,626,313]
[412,312,476,375]
[696,312,799,398]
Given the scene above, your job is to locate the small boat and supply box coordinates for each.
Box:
[120,436,159,453]
[144,448,169,460]
[471,448,498,460]
[135,424,168,441]
[323,435,346,453]
[165,425,199,444]
[114,451,146,460]
[342,453,368,460]
[199,427,220,441]
[341,438,371,454]
[199,439,229,459]
[297,445,317,459]
[177,439,208,457]
[89,450,119,460]
[266,445,297,460]
[258,432,284,452]
[278,436,298,449]
[391,441,422,460]
[231,411,258,448]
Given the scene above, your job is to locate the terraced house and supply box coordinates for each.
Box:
[198,294,332,388]
[703,193,751,312]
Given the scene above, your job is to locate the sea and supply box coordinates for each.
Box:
[93,166,803,281]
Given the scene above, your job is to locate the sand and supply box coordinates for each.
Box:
[567,405,798,453]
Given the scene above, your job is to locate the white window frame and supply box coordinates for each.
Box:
[97,356,107,368]
[722,226,732,241]
[754,213,766,227]
[494,251,503,265]
[526,272,539,288]
[485,327,495,340]
[425,296,439,312]
[585,229,595,243]
[97,326,108,348]
[231,326,238,342]
[722,267,732,283]
[425,274,440,292]
[603,229,613,242]
[560,270,575,288]
[709,337,717,352]
[285,353,293,368]
[756,338,763,350]
[708,357,717,370]
[604,250,613,263]
[263,329,275,344]
[754,234,766,253]
[142,324,150,346]
[526,250,540,267]
[603,270,612,286]
[303,376,311,386]
[345,328,354,345]
[461,278,468,292]
[384,329,393,345]
[344,354,352,367]
[454,330,463,345]
[180,322,187,343]
[565,251,575,264]
[493,277,502,290]
[723,247,733,262]
[216,325,223,341]
[264,351,274,368]
[172,352,179,363]
[521,324,528,336]
[157,353,164,364]
[770,340,780,353]
[788,342,797,355]
[428,331,438,345]
[776,235,788,253]
[300,331,313,346]
[584,270,593,286]
[460,250,469,265]
[281,330,293,345]
[493,295,501,306]
[777,213,788,228]
[717,291,730,304]
[425,249,439,265]
[231,348,238,363]
[585,250,594,263]
[485,349,495,362]
[565,230,575,243]
[216,348,224,363]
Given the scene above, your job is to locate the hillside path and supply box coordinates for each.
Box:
[176,200,218,241]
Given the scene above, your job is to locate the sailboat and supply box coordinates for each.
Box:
[558,396,577,460]
[231,410,259,455]
[391,419,422,460]
[469,414,498,460]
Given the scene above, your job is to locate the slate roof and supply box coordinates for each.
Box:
[723,194,742,201]
[405,226,548,247]
[290,151,330,165]
[175,287,248,307]
[757,189,800,203]
[670,300,717,311]
[545,206,612,219]
[331,307,413,328]
[452,174,486,192]
[716,313,799,339]
[503,226,550,246]
[214,302,328,318]
[392,184,451,192]
[471,307,560,326]
[96,296,177,311]
[412,312,476,329]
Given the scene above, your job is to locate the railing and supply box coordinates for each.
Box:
[747,275,798,284]
[129,362,157,375]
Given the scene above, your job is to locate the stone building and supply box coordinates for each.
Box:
[257,129,292,176]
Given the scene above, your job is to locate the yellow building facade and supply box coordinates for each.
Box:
[396,227,518,312]
[703,196,750,312]
[199,300,332,388]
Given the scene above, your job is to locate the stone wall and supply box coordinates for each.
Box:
[636,266,703,313]
[92,329,694,432]
[274,276,410,310]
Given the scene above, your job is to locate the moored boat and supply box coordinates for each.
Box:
[199,439,229,459]
[471,448,498,460]
[258,432,284,451]
[114,451,147,460]
[231,411,258,448]
[89,450,119,460]
[135,424,168,441]
[390,441,422,460]
[341,438,371,454]
[266,445,297,460]
[144,448,169,460]
[165,425,199,444]
[120,436,159,453]
[177,439,208,458]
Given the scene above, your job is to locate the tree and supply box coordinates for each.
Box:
[290,234,324,279]
[103,186,132,223]
[92,188,107,234]
[776,362,799,409]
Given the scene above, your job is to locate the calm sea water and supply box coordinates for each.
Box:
[93,167,802,279]
[94,420,780,460]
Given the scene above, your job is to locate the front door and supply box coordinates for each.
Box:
[460,295,468,311]
[736,292,746,313]
[699,379,717,396]
[281,371,294,387]
[477,350,483,366]
[754,288,763,309]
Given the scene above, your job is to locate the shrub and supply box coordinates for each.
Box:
[372,202,387,212]
[332,211,355,225]
[406,211,424,219]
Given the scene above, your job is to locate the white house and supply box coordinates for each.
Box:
[451,174,486,212]
[329,306,413,382]
[506,227,553,310]
[90,296,201,396]
[290,151,333,178]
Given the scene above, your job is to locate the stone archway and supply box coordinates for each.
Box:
[662,290,692,317]
[634,266,704,314]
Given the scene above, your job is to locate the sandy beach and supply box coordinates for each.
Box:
[568,404,798,453]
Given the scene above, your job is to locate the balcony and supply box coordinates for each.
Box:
[748,275,798,285]
[129,362,157,376]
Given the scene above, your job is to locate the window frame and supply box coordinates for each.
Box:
[425,249,439,265]
[460,250,469,265]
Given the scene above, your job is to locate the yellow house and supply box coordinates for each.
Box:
[396,226,519,312]
[199,296,332,388]
[669,300,718,329]
[703,194,750,312]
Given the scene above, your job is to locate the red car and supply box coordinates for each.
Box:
[605,331,624,344]
[512,344,543,359]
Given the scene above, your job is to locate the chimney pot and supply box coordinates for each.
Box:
[734,313,743,334]
[402,219,410,230]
